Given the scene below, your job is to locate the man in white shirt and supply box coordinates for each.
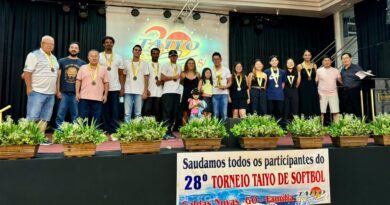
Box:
[99,36,125,134]
[124,45,149,122]
[142,48,163,121]
[23,35,59,135]
[160,50,181,139]
[211,52,232,120]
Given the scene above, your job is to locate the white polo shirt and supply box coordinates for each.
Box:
[211,66,231,95]
[24,48,59,94]
[161,63,182,95]
[99,52,125,91]
[124,59,149,95]
[147,62,163,97]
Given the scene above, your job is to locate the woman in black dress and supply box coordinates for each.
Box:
[297,50,320,117]
[284,58,301,123]
[247,59,267,115]
[180,58,200,125]
[230,62,249,118]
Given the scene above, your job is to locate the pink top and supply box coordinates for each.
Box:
[188,98,200,114]
[76,64,109,101]
[316,66,340,96]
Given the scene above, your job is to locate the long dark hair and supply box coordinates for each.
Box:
[201,67,213,85]
[285,58,297,73]
[183,58,197,74]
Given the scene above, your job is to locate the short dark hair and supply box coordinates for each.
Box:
[150,48,160,54]
[212,52,222,59]
[69,41,80,49]
[269,55,279,62]
[322,55,332,61]
[101,36,115,44]
[341,52,352,59]
[133,44,142,51]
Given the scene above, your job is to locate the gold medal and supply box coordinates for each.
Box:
[92,80,96,86]
[43,52,55,72]
[235,75,242,91]
[271,68,280,88]
[287,75,295,87]
[104,52,113,71]
[308,77,312,81]
[88,64,99,86]
[275,84,279,88]
[107,66,111,71]
[237,87,241,91]
[133,76,137,81]
[51,67,55,72]
[155,76,158,80]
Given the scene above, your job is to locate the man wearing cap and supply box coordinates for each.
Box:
[76,50,109,122]
[123,45,149,122]
[160,50,182,139]
[99,36,125,133]
[142,48,163,121]
[23,35,59,134]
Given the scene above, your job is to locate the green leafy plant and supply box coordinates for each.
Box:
[180,117,228,139]
[52,118,107,144]
[0,116,46,145]
[328,114,371,137]
[230,114,285,137]
[371,113,390,136]
[112,117,167,142]
[287,115,325,137]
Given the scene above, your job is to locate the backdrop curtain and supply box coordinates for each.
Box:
[0,0,106,119]
[229,13,334,73]
[355,0,390,77]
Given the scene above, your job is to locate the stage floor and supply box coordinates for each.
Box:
[39,133,375,153]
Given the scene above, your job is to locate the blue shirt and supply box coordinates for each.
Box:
[58,57,86,93]
[340,64,362,89]
[264,68,286,101]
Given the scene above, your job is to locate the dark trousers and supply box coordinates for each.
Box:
[267,100,284,120]
[343,87,361,117]
[142,97,162,121]
[102,91,120,134]
[284,88,299,120]
[162,93,180,133]
[78,99,103,125]
[250,89,267,115]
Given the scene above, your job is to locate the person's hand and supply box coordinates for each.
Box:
[119,87,125,97]
[76,93,80,102]
[26,87,33,96]
[156,80,163,86]
[56,91,62,99]
[147,90,151,97]
[228,96,232,103]
[247,99,250,104]
[142,91,148,100]
[173,74,180,80]
[102,95,107,104]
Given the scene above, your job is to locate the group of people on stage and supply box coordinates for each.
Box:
[23,35,364,140]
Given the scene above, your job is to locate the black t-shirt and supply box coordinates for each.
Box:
[58,57,86,93]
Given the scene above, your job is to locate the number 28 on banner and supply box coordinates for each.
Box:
[185,175,208,190]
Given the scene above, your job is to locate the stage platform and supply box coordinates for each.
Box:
[0,138,389,205]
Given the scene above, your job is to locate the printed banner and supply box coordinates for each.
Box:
[177,149,330,205]
[106,7,229,71]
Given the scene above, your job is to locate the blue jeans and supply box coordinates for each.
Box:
[212,94,228,120]
[55,92,78,129]
[26,91,55,121]
[124,94,143,122]
[78,99,103,124]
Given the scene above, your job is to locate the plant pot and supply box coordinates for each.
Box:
[0,145,39,160]
[373,135,390,146]
[292,136,324,149]
[120,140,161,154]
[331,136,369,148]
[63,143,96,157]
[183,138,222,151]
[239,137,279,150]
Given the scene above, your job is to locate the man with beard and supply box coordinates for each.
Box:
[55,42,86,129]
[99,36,125,134]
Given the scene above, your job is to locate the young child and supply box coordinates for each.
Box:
[198,68,213,118]
[188,88,207,120]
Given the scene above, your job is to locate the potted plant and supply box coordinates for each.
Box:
[53,118,107,157]
[230,114,285,149]
[287,115,326,149]
[0,117,46,159]
[112,117,167,154]
[328,114,370,148]
[180,117,228,151]
[371,113,390,145]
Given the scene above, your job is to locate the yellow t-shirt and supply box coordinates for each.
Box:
[202,80,213,95]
